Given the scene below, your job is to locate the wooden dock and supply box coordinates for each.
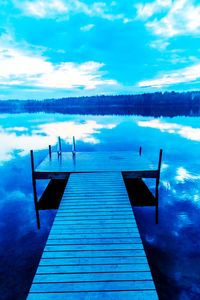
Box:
[28,171,158,299]
[28,149,162,299]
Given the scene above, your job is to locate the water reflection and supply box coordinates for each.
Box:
[0,116,118,164]
[35,120,117,144]
[175,167,200,183]
[0,113,200,299]
[138,119,200,141]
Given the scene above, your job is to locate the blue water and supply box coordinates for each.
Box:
[1,113,200,299]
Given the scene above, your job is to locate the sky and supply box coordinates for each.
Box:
[1,0,200,100]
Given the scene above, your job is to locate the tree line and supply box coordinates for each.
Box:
[1,91,200,116]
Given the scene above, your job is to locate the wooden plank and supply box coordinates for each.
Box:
[29,280,156,293]
[28,290,158,300]
[55,213,133,218]
[60,201,130,205]
[39,256,149,265]
[49,225,138,231]
[54,217,134,222]
[51,220,136,225]
[123,171,158,179]
[55,211,133,216]
[57,207,132,212]
[35,172,69,179]
[44,243,144,251]
[28,172,157,299]
[48,233,141,239]
[33,271,153,283]
[46,238,142,245]
[42,249,146,258]
[36,263,151,274]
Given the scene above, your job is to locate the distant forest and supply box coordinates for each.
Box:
[1,91,200,116]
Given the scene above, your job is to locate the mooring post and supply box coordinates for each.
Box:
[57,136,62,158]
[30,150,40,229]
[139,146,142,156]
[72,136,76,156]
[49,145,51,160]
[59,136,62,153]
[155,149,163,224]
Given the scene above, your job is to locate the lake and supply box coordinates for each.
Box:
[1,112,200,299]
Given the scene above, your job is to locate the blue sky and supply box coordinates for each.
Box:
[1,0,200,99]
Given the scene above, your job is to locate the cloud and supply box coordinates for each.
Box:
[136,0,200,38]
[137,119,200,142]
[15,0,124,20]
[138,63,200,88]
[23,0,68,17]
[136,0,171,20]
[6,127,28,132]
[149,39,169,50]
[80,24,95,31]
[0,47,117,90]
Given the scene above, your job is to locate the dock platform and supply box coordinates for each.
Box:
[34,151,158,179]
[28,171,158,299]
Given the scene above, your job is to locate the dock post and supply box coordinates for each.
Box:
[57,136,62,158]
[155,149,163,224]
[30,150,40,229]
[139,146,142,156]
[72,136,76,156]
[59,136,62,153]
[49,145,51,160]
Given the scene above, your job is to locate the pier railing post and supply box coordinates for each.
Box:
[30,150,40,229]
[155,149,163,224]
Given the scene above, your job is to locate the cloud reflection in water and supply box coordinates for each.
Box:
[138,119,200,141]
[0,120,117,164]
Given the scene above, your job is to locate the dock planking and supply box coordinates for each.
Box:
[34,151,158,179]
[28,172,158,299]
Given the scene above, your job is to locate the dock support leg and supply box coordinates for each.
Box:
[139,146,142,156]
[30,150,40,229]
[49,145,51,160]
[155,149,163,224]
[155,178,159,224]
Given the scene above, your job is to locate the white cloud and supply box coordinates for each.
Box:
[137,119,200,142]
[136,0,172,20]
[136,0,200,37]
[15,0,124,20]
[24,0,68,17]
[123,18,134,24]
[6,127,28,132]
[80,24,95,31]
[149,39,169,50]
[0,47,117,90]
[138,63,200,88]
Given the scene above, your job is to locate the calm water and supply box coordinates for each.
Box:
[1,113,200,300]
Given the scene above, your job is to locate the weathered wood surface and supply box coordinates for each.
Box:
[28,172,158,299]
[35,152,157,178]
